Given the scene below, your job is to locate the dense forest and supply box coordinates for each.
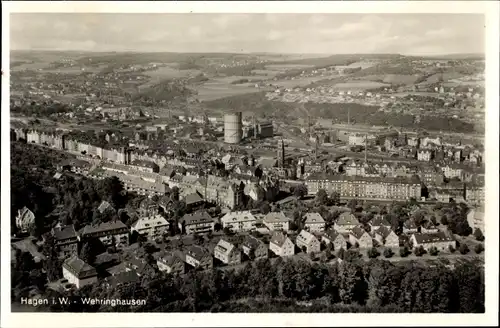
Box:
[14,255,484,313]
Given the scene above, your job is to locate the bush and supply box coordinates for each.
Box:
[459,243,470,255]
[383,248,394,258]
[367,247,380,259]
[473,229,484,242]
[414,246,426,257]
[399,246,410,257]
[429,246,439,256]
[474,243,484,254]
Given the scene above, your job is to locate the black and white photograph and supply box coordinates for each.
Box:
[1,1,498,327]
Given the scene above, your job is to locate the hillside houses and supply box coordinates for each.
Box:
[369,215,391,230]
[349,226,373,249]
[185,245,213,271]
[51,224,78,258]
[372,226,399,248]
[220,211,257,232]
[321,229,347,251]
[80,220,129,248]
[131,214,170,241]
[241,235,268,259]
[214,239,241,265]
[269,232,294,257]
[263,212,290,231]
[157,252,185,275]
[295,230,321,254]
[303,213,325,232]
[410,232,456,251]
[179,211,215,235]
[334,212,359,233]
[62,255,98,289]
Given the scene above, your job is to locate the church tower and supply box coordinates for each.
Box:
[278,139,285,168]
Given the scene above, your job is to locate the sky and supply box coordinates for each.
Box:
[10,13,485,55]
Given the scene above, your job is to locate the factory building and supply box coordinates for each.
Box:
[224,112,243,144]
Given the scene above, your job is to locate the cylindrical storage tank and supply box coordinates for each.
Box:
[224,112,242,144]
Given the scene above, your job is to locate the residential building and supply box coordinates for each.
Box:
[179,211,215,235]
[372,226,399,248]
[321,229,347,251]
[269,232,294,257]
[131,214,169,241]
[467,206,484,232]
[157,252,185,274]
[349,226,373,248]
[130,159,160,173]
[214,239,241,265]
[220,211,257,232]
[417,149,433,161]
[421,221,439,233]
[465,183,485,205]
[418,166,444,186]
[185,245,213,271]
[51,224,78,258]
[80,220,129,248]
[15,207,35,234]
[306,174,422,201]
[241,235,268,259]
[441,164,464,180]
[124,257,154,277]
[263,212,290,231]
[334,212,359,233]
[303,213,326,232]
[62,255,98,289]
[403,219,419,234]
[410,232,456,251]
[295,230,321,254]
[184,191,205,208]
[369,215,391,230]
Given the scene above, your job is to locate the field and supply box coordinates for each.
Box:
[194,80,271,101]
[272,76,338,88]
[265,64,315,71]
[330,81,390,91]
[140,65,202,88]
[358,74,420,85]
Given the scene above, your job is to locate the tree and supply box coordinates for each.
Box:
[383,248,394,258]
[459,243,470,255]
[399,246,409,257]
[441,215,449,225]
[414,246,426,257]
[330,191,340,206]
[448,245,456,253]
[80,241,97,265]
[347,199,359,212]
[474,243,484,254]
[473,228,484,241]
[293,184,308,199]
[315,189,328,206]
[337,248,346,260]
[367,247,380,259]
[259,202,271,215]
[429,246,439,256]
[214,223,222,232]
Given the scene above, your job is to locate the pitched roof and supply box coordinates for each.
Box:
[130,159,158,169]
[97,201,113,214]
[81,220,128,236]
[263,211,290,223]
[242,235,265,250]
[324,228,343,241]
[270,231,290,247]
[336,212,359,226]
[52,224,77,241]
[296,230,318,245]
[157,252,184,267]
[370,215,390,227]
[350,226,368,240]
[132,214,169,231]
[186,245,210,262]
[182,211,213,226]
[105,270,140,288]
[304,213,325,224]
[307,173,421,185]
[184,191,204,205]
[403,219,418,229]
[413,232,454,244]
[215,239,236,256]
[63,255,97,277]
[374,226,395,239]
[221,211,257,224]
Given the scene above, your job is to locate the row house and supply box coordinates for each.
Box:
[263,212,290,232]
[220,211,257,232]
[157,252,185,275]
[214,239,241,265]
[185,245,213,271]
[79,220,129,248]
[321,229,347,250]
[131,214,170,241]
[129,159,160,173]
[372,226,399,248]
[269,232,294,257]
[410,232,456,251]
[51,224,78,259]
[349,226,373,248]
[306,174,422,201]
[241,235,268,259]
[295,230,321,254]
[179,211,215,235]
[303,213,325,232]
